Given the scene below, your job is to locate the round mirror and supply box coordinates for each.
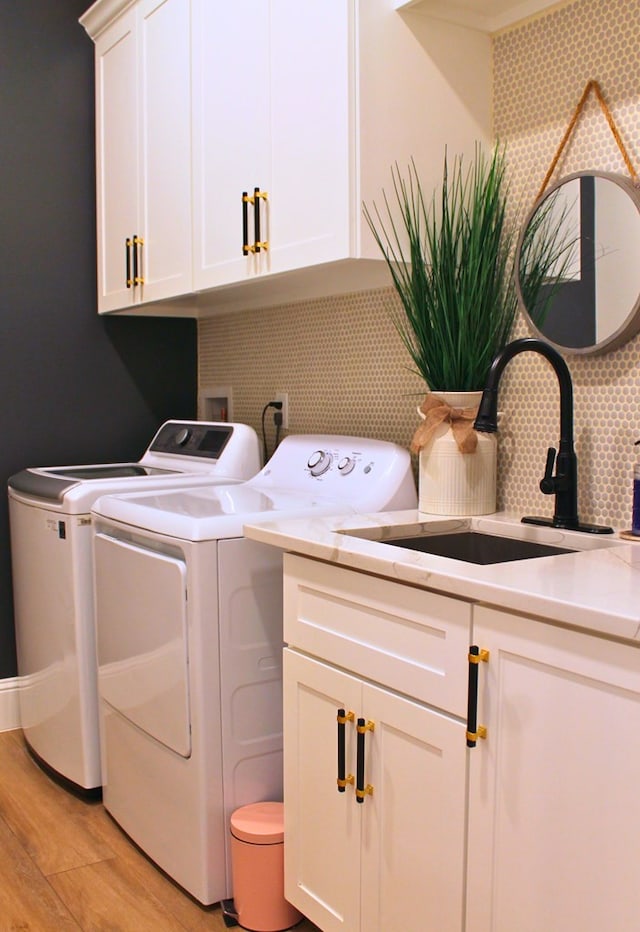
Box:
[515,171,640,356]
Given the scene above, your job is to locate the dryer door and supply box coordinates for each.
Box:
[94,533,191,757]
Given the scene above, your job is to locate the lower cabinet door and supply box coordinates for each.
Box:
[467,605,640,932]
[283,648,467,932]
[284,648,362,931]
[360,680,467,932]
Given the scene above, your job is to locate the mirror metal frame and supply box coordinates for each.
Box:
[515,170,640,356]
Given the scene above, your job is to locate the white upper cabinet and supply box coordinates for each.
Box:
[192,0,351,292]
[83,0,491,315]
[84,0,192,312]
[192,0,491,312]
[191,2,272,290]
[91,5,138,312]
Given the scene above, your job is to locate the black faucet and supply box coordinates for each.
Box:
[474,337,613,534]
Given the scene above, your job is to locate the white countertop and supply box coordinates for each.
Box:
[243,511,640,643]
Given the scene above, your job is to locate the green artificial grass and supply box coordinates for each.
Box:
[364,145,572,392]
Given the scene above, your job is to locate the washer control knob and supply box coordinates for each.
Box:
[337,456,355,475]
[308,450,332,476]
[174,427,191,446]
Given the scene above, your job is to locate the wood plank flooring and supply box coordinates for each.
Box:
[0,730,319,932]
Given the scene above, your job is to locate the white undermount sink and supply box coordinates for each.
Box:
[340,516,623,566]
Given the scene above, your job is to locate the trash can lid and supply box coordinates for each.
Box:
[230,802,285,844]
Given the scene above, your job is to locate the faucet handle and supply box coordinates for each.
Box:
[540,447,557,495]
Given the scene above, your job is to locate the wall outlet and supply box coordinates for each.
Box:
[275,392,289,430]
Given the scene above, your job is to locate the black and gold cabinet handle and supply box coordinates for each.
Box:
[337,708,355,792]
[126,237,132,287]
[124,234,144,288]
[241,187,269,255]
[242,192,250,256]
[355,718,374,803]
[466,645,489,747]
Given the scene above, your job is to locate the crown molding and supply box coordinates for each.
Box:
[79,0,137,40]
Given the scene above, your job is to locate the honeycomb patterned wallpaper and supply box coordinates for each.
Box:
[199,0,640,529]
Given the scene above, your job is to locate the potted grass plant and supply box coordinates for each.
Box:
[364,144,570,515]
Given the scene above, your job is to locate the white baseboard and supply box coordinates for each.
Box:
[0,678,20,732]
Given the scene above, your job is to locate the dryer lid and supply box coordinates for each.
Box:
[92,484,350,541]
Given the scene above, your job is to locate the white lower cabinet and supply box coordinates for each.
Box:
[467,604,640,932]
[284,649,467,932]
[282,553,471,932]
[282,555,640,932]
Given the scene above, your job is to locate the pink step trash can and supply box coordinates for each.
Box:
[224,802,302,932]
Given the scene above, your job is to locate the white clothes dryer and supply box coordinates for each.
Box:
[91,434,417,905]
[8,421,260,791]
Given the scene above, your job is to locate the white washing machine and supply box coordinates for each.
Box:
[91,434,417,905]
[8,420,260,792]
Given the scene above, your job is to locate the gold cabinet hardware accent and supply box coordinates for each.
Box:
[355,784,374,800]
[466,725,487,742]
[357,720,375,735]
[243,190,269,203]
[255,241,269,251]
[337,774,355,790]
[468,648,490,664]
[337,711,355,726]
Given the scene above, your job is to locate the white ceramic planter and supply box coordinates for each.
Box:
[417,391,497,516]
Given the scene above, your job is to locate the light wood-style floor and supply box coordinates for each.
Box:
[0,730,319,931]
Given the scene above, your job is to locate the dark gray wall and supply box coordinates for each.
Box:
[0,1,198,678]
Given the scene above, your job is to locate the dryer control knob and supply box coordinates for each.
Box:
[308,450,332,476]
[337,456,355,475]
[174,427,191,446]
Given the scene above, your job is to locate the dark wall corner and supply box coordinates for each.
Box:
[0,1,198,679]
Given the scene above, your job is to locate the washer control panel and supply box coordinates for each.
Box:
[148,421,233,459]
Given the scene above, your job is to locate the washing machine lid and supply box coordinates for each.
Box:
[7,421,261,512]
[92,484,353,541]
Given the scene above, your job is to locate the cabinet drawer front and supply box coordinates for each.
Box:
[284,554,470,716]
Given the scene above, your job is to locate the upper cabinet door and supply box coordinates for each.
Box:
[93,0,192,313]
[191,0,271,290]
[137,0,192,305]
[192,0,349,290]
[267,0,351,275]
[95,7,139,312]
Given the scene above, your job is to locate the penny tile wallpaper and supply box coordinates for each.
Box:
[199,0,640,529]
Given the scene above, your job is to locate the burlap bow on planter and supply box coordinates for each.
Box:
[411,393,480,455]
[411,392,497,515]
